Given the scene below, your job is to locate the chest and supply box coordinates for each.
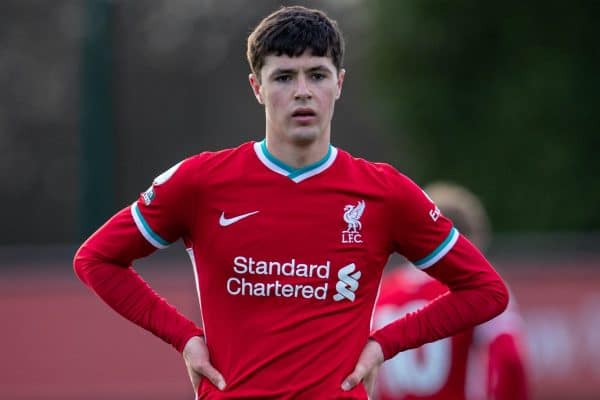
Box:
[193,179,392,258]
[186,169,394,307]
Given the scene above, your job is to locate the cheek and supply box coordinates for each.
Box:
[324,89,339,109]
[265,93,287,116]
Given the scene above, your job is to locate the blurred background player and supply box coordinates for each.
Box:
[374,182,529,400]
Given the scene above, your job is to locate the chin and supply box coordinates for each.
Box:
[289,129,320,146]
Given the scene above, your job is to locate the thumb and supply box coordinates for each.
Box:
[182,336,227,391]
[342,340,384,392]
[341,365,366,391]
[201,365,227,391]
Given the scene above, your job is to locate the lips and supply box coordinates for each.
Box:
[292,108,316,117]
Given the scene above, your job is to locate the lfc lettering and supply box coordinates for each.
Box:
[341,232,363,243]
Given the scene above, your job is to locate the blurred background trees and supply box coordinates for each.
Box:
[370,0,600,232]
[0,0,598,243]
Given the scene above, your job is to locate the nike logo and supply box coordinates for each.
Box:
[219,211,259,227]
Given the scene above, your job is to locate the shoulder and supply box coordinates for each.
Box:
[189,141,254,166]
[336,149,416,189]
[144,142,254,196]
[172,141,255,178]
[338,149,408,182]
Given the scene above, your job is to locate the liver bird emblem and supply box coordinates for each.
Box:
[343,200,365,233]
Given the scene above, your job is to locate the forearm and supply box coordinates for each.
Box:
[75,248,202,352]
[73,207,203,352]
[372,236,508,359]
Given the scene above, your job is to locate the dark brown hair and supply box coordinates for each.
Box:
[247,5,345,80]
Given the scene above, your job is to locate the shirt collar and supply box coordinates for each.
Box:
[253,140,338,183]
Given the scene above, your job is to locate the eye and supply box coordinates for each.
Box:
[311,72,326,81]
[274,74,292,82]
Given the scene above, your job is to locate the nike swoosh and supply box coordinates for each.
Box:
[219,211,259,227]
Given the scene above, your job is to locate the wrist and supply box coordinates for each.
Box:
[369,331,394,361]
[367,338,384,364]
[177,327,204,353]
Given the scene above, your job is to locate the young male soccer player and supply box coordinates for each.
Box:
[74,6,509,399]
[374,182,529,400]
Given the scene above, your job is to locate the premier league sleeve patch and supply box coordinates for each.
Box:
[142,186,155,205]
[140,161,184,206]
[131,158,194,247]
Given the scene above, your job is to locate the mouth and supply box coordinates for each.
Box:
[291,109,317,123]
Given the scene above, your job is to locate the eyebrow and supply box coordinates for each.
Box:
[269,65,332,78]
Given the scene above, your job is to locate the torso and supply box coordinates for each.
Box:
[135,141,455,399]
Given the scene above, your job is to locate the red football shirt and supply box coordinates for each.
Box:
[133,141,457,398]
[75,141,507,399]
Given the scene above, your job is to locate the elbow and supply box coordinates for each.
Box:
[489,276,510,319]
[498,277,510,313]
[73,244,92,285]
[73,245,85,284]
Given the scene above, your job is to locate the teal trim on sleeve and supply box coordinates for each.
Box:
[413,227,459,269]
[132,203,170,247]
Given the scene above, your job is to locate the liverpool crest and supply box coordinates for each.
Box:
[342,200,365,244]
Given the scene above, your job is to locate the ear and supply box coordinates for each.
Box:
[335,68,346,100]
[248,73,264,105]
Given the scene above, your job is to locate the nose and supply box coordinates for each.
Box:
[294,75,312,100]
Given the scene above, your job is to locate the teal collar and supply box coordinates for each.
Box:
[253,140,338,183]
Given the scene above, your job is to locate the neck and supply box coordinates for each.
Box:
[264,132,331,169]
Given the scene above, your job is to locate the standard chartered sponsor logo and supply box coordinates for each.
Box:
[227,256,330,300]
[226,256,360,301]
[333,263,361,302]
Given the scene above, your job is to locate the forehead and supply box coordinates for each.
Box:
[260,51,337,74]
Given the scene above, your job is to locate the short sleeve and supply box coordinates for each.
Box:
[388,171,458,269]
[130,157,197,248]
